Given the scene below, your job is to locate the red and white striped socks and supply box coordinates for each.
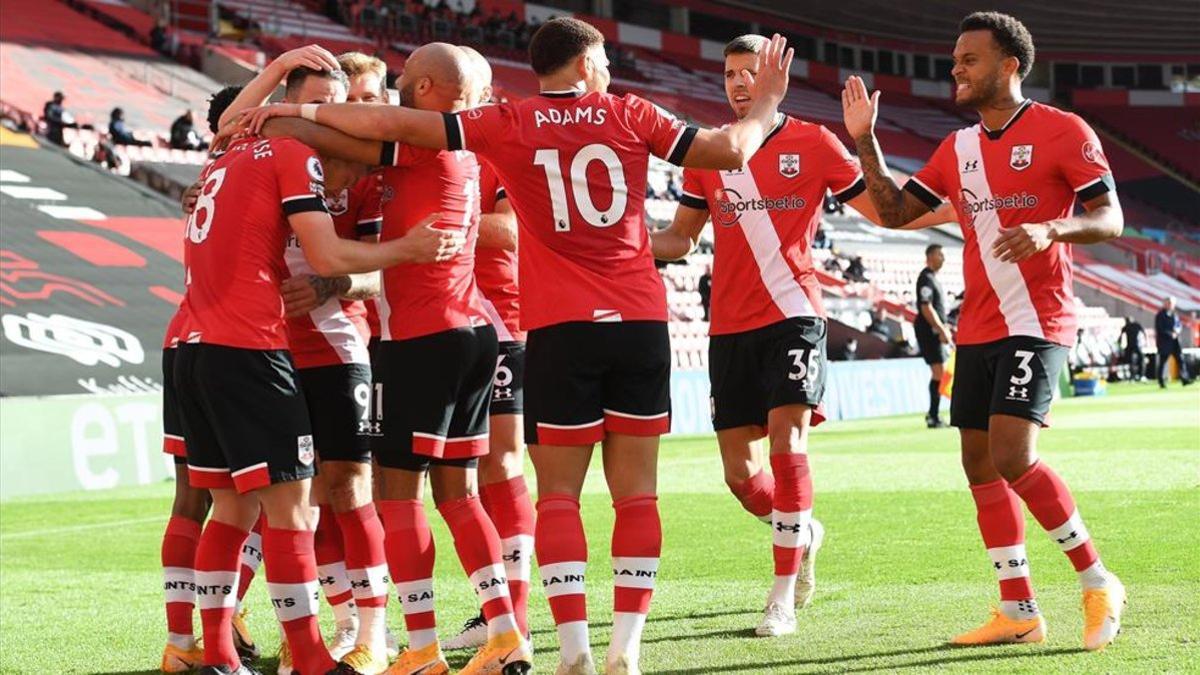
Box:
[336,503,390,654]
[162,515,202,649]
[609,494,661,665]
[971,479,1039,620]
[729,468,774,523]
[194,519,248,669]
[379,499,439,651]
[235,515,263,611]
[438,496,519,639]
[480,476,536,636]
[315,505,359,630]
[536,494,590,664]
[263,526,335,675]
[768,453,813,608]
[1010,461,1109,589]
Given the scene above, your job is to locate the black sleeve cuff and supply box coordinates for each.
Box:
[443,112,464,151]
[680,194,707,210]
[1076,173,1115,202]
[666,126,699,165]
[495,187,507,202]
[904,180,943,210]
[356,219,382,237]
[379,141,396,166]
[833,178,866,204]
[282,196,328,215]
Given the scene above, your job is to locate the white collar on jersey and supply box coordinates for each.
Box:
[540,88,585,98]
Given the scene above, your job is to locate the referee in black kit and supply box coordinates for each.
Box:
[915,244,952,427]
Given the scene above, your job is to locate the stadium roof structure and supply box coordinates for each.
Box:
[711,0,1200,54]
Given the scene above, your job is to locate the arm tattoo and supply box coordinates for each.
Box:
[308,275,351,305]
[854,134,930,229]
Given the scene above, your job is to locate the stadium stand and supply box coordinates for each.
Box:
[1077,105,1200,180]
[0,135,183,396]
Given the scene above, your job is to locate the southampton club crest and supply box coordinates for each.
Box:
[778,153,800,178]
[1010,144,1033,171]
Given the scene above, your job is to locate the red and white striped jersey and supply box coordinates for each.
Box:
[473,162,523,341]
[283,173,382,369]
[905,101,1114,347]
[179,136,328,350]
[377,142,488,341]
[681,115,864,335]
[446,91,699,331]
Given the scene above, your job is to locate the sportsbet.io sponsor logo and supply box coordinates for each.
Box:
[712,188,806,227]
[957,188,1039,226]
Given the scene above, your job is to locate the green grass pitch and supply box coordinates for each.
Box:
[2,383,1197,673]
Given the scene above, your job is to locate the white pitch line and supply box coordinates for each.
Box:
[0,515,166,540]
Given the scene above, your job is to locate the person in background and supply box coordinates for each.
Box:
[169,110,208,151]
[1120,316,1146,382]
[698,267,712,322]
[109,108,153,147]
[844,255,867,282]
[915,244,952,427]
[1155,296,1193,388]
[42,92,78,146]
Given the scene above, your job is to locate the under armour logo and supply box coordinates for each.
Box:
[775,522,803,534]
[502,551,522,563]
[1008,386,1028,399]
[1056,530,1079,545]
[494,387,514,400]
[318,575,336,586]
[350,579,371,589]
[963,160,979,173]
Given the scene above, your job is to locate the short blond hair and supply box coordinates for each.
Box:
[337,51,388,96]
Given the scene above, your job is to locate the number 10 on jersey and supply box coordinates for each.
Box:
[534,144,628,232]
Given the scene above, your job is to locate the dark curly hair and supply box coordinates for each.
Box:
[206,85,243,133]
[959,11,1035,79]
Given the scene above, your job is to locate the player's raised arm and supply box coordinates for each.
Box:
[681,34,794,170]
[242,101,449,150]
[842,76,939,229]
[218,45,340,130]
[992,191,1123,263]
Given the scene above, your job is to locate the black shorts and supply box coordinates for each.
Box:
[490,341,525,416]
[371,326,497,471]
[525,321,671,446]
[368,335,382,370]
[161,347,186,462]
[950,336,1069,431]
[298,363,372,463]
[709,317,828,431]
[916,328,948,365]
[174,344,315,493]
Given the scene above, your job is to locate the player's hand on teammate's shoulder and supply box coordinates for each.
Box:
[272,44,340,74]
[992,222,1053,263]
[744,34,794,107]
[395,213,467,263]
[841,75,879,141]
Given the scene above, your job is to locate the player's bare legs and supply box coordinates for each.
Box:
[755,404,819,637]
[162,464,211,671]
[717,428,772,522]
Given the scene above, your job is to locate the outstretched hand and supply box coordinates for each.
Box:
[842,75,880,141]
[744,34,794,108]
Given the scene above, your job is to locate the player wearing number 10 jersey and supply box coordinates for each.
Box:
[238,20,796,675]
[844,12,1126,652]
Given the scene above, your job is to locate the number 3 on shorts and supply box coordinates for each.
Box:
[1010,349,1035,386]
[787,348,819,385]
